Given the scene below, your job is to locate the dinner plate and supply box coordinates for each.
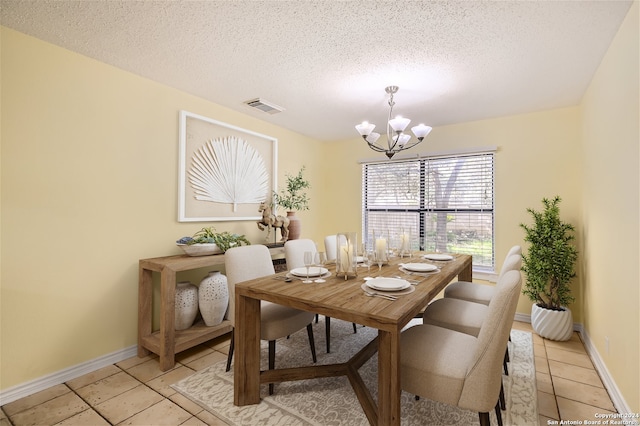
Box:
[401,263,439,272]
[290,267,329,277]
[423,253,454,261]
[366,277,410,291]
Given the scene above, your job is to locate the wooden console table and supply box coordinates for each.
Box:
[138,245,284,371]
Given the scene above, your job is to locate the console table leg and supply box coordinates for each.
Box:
[138,267,152,357]
[159,270,177,370]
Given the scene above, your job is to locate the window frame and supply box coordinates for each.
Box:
[361,149,496,274]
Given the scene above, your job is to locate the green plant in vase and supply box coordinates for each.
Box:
[520,196,578,340]
[272,166,310,240]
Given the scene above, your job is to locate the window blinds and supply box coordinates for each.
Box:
[362,152,494,271]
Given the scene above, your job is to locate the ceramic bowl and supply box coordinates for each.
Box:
[177,243,222,256]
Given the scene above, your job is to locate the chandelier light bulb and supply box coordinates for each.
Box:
[397,133,411,146]
[366,132,381,144]
[355,121,376,137]
[411,123,433,140]
[389,116,411,132]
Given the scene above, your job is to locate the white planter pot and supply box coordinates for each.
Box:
[531,304,573,341]
[198,271,229,326]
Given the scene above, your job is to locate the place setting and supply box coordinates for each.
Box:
[287,266,331,282]
[360,276,415,300]
[398,261,441,276]
[422,252,455,263]
[287,251,331,283]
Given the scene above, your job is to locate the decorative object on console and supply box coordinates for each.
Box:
[335,232,358,279]
[177,226,250,256]
[178,110,277,222]
[198,271,229,327]
[273,166,310,240]
[355,86,432,159]
[520,196,578,341]
[286,212,301,240]
[257,202,289,242]
[175,281,199,330]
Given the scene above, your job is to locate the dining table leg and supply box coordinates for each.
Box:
[458,256,473,282]
[234,293,261,406]
[377,328,401,426]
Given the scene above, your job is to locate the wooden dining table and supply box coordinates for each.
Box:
[233,251,473,426]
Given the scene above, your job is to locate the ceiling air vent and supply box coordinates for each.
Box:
[244,98,285,114]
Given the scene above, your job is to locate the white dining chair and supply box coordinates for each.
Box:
[285,238,357,353]
[284,238,317,270]
[323,234,347,263]
[401,270,522,426]
[224,244,317,395]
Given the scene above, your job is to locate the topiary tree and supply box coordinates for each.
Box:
[520,196,578,311]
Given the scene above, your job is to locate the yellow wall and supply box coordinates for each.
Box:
[1,1,638,410]
[0,27,326,389]
[580,1,639,411]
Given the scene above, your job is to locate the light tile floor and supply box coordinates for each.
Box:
[510,322,617,425]
[1,321,617,425]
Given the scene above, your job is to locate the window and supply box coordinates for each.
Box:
[362,151,494,272]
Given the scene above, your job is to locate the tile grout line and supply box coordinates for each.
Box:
[543,339,563,420]
[65,365,128,426]
[113,363,193,425]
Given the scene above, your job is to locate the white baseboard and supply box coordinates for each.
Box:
[514,314,635,416]
[0,345,138,406]
[514,312,532,323]
[577,324,637,417]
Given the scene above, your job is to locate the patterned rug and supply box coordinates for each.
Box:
[172,318,538,425]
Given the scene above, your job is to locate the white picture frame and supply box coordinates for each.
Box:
[178,110,278,222]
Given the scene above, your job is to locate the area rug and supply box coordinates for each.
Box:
[172,319,538,425]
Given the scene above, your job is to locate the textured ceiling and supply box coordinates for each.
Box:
[1,0,633,141]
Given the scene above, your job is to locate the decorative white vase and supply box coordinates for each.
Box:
[531,304,573,341]
[175,281,199,330]
[198,271,229,326]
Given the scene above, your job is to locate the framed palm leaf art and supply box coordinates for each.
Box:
[178,110,277,222]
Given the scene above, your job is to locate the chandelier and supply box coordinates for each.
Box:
[355,86,432,159]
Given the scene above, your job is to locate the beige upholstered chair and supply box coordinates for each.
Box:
[224,244,317,395]
[424,254,523,335]
[401,270,522,426]
[424,253,522,377]
[285,238,357,353]
[444,246,522,305]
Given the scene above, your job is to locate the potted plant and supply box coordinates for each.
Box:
[272,166,310,240]
[520,196,578,341]
[176,226,251,256]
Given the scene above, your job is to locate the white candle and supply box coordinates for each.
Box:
[375,238,387,261]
